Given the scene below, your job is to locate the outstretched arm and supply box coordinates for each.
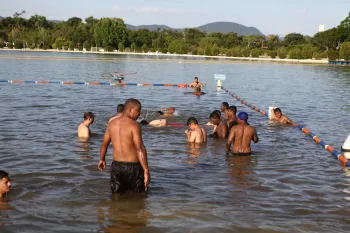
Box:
[133,123,150,190]
[98,125,111,171]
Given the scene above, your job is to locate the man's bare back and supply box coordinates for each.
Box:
[215,122,228,139]
[226,112,258,155]
[186,127,207,143]
[99,99,150,193]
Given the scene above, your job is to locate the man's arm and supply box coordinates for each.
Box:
[226,128,235,151]
[79,126,90,138]
[187,131,196,143]
[98,125,111,171]
[252,128,259,143]
[132,123,150,190]
[218,124,228,139]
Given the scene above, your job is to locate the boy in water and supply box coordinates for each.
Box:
[272,108,296,125]
[189,77,203,88]
[77,112,95,138]
[185,117,207,143]
[0,171,11,198]
[209,111,228,139]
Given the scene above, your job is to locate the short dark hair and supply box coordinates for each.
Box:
[222,102,229,109]
[84,112,94,120]
[228,105,237,114]
[213,110,221,116]
[210,111,221,120]
[117,104,124,113]
[194,77,198,80]
[125,98,141,110]
[274,108,282,113]
[187,117,198,126]
[0,171,9,179]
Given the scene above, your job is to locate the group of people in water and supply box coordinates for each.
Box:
[0,77,296,198]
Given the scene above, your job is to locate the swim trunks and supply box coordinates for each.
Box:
[110,161,145,193]
[156,111,164,115]
[232,152,251,156]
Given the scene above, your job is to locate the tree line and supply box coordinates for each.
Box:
[0,11,349,60]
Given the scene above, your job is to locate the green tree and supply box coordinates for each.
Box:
[168,40,185,54]
[251,48,262,58]
[283,33,306,46]
[288,48,302,59]
[94,18,127,48]
[204,45,212,55]
[130,42,136,52]
[241,48,250,57]
[301,44,316,59]
[118,42,125,51]
[83,40,91,51]
[340,42,350,60]
[141,44,148,52]
[54,36,66,50]
[277,47,287,59]
[211,44,219,56]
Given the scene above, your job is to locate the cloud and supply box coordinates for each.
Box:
[112,5,177,13]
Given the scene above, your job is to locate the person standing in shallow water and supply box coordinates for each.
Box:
[77,112,95,139]
[185,117,207,143]
[209,111,228,139]
[226,112,259,155]
[109,104,124,123]
[99,98,150,193]
[0,171,11,198]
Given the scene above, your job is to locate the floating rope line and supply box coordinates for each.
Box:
[0,79,189,88]
[221,86,350,167]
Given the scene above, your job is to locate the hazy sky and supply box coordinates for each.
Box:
[1,0,349,36]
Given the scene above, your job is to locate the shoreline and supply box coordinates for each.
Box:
[0,48,329,65]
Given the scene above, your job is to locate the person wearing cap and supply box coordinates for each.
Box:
[226,112,259,155]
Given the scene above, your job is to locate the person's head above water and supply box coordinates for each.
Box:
[167,107,176,114]
[273,108,282,119]
[209,111,221,125]
[194,77,199,83]
[0,170,11,197]
[124,98,141,120]
[83,112,95,125]
[117,104,125,114]
[187,117,199,130]
[213,110,221,116]
[228,106,237,115]
[237,112,249,122]
[221,102,229,112]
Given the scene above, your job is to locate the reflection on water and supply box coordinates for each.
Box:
[97,194,150,233]
[76,138,95,160]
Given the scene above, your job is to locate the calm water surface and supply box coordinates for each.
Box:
[0,51,350,233]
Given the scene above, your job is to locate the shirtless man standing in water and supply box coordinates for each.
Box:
[226,112,259,155]
[209,111,228,139]
[98,99,150,193]
[77,112,95,139]
[109,104,124,123]
[185,117,207,143]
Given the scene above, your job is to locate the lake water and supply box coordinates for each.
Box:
[0,50,350,233]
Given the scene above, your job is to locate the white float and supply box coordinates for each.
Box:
[342,134,350,159]
[214,74,226,87]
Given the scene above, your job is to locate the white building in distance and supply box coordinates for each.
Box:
[319,24,325,32]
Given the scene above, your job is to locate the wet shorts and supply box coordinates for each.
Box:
[232,152,251,156]
[110,161,145,193]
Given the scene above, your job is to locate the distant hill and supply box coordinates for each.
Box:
[126,21,264,36]
[0,16,264,36]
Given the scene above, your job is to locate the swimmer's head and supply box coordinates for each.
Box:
[167,107,176,114]
[227,105,237,116]
[117,104,125,114]
[84,112,95,124]
[124,98,141,120]
[187,117,199,129]
[194,77,199,83]
[237,112,248,122]
[0,170,11,197]
[274,108,282,118]
[209,111,221,125]
[213,110,221,117]
[221,102,229,112]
